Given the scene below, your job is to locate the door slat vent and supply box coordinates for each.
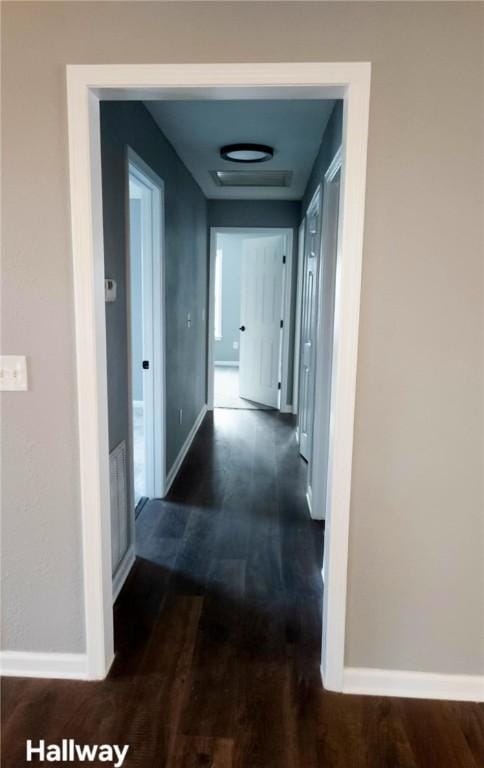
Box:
[109,440,129,576]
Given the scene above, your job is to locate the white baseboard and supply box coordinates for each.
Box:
[306,486,312,515]
[279,404,293,414]
[307,484,324,520]
[342,666,484,702]
[165,405,207,494]
[0,651,88,680]
[112,544,135,603]
[214,361,239,367]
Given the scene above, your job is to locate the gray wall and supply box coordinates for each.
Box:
[214,235,243,364]
[302,101,343,215]
[209,200,301,400]
[2,2,483,677]
[101,102,208,473]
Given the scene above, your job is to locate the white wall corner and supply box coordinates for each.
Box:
[0,651,89,680]
[342,666,484,703]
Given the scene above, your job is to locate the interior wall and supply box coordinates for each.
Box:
[2,2,482,676]
[302,101,343,215]
[215,235,243,364]
[101,102,208,477]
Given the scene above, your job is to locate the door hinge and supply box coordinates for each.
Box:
[282,255,286,264]
[278,382,282,390]
[280,319,284,329]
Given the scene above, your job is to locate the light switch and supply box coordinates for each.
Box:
[186,313,191,328]
[0,355,28,391]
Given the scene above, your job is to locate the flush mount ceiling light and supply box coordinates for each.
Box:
[220,143,274,163]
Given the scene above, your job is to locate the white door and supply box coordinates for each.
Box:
[239,235,284,408]
[128,166,157,506]
[311,169,341,520]
[298,187,323,462]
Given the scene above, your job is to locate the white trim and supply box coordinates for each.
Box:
[279,404,293,414]
[320,71,371,692]
[66,83,114,681]
[0,652,89,681]
[112,545,135,603]
[66,62,371,684]
[292,219,305,415]
[306,486,313,516]
[280,230,294,413]
[342,667,484,703]
[208,226,293,412]
[326,145,343,182]
[214,360,239,367]
[310,146,343,523]
[165,405,208,493]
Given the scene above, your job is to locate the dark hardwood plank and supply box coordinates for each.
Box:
[2,410,483,768]
[168,736,233,768]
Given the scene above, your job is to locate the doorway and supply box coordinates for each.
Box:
[208,228,293,413]
[126,151,166,510]
[66,63,371,685]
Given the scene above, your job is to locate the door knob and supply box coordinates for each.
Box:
[239,325,246,332]
[142,360,150,370]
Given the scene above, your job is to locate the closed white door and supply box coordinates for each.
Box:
[239,235,284,408]
[298,187,323,461]
[311,169,341,520]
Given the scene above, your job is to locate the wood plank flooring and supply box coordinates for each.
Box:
[2,410,483,767]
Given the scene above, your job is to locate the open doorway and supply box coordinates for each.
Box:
[67,63,371,687]
[209,228,293,411]
[127,158,164,510]
[108,149,166,600]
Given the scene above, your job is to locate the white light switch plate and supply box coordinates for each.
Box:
[0,355,28,391]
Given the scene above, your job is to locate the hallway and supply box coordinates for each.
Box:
[2,411,483,768]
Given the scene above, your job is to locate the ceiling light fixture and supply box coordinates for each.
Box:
[220,143,274,163]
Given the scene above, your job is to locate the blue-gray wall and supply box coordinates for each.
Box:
[302,101,343,213]
[101,101,208,477]
[208,200,301,401]
[215,235,243,364]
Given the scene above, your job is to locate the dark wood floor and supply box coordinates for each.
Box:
[2,410,484,767]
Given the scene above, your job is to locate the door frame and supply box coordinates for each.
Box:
[208,227,294,412]
[125,148,166,507]
[66,62,371,688]
[309,146,343,524]
[293,218,306,419]
[297,183,323,470]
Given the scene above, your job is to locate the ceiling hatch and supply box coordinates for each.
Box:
[210,170,293,188]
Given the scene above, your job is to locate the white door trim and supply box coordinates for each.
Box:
[292,219,306,417]
[309,145,342,522]
[66,62,371,688]
[208,227,293,412]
